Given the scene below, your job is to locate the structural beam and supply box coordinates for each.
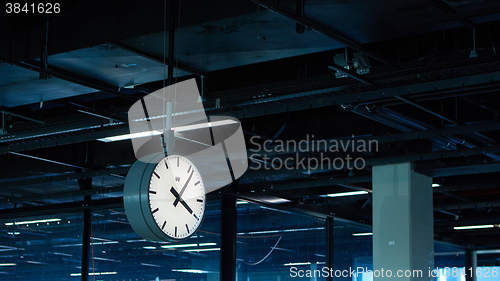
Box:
[0,197,123,219]
[0,167,130,189]
[250,0,402,69]
[1,59,137,101]
[211,70,500,119]
[0,109,45,124]
[327,64,381,88]
[427,0,476,29]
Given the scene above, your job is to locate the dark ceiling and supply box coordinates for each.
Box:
[1,0,500,257]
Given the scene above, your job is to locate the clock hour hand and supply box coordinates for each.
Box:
[173,170,193,207]
[170,187,193,214]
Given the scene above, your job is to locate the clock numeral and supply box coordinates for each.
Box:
[149,190,157,194]
[177,157,179,167]
[185,224,189,233]
[153,171,160,179]
[194,181,200,186]
[162,221,167,230]
[175,226,177,237]
[187,165,192,173]
[152,208,159,214]
[193,214,199,220]
[197,199,203,203]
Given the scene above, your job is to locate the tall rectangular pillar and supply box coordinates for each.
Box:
[372,163,434,281]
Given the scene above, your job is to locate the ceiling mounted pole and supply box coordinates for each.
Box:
[40,4,49,80]
[168,0,176,87]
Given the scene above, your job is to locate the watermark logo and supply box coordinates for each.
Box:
[249,134,378,173]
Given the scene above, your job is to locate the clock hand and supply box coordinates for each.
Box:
[173,170,194,207]
[170,187,193,214]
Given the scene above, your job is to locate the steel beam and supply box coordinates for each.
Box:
[0,109,45,124]
[427,0,476,29]
[401,5,500,29]
[0,197,123,219]
[419,162,500,177]
[327,64,381,88]
[250,0,402,69]
[0,186,124,205]
[212,70,500,119]
[0,167,129,189]
[1,59,137,101]
[436,200,500,211]
[394,96,456,124]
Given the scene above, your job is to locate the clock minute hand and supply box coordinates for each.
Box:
[170,187,193,214]
[173,170,193,207]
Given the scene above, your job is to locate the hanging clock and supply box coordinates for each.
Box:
[124,153,206,241]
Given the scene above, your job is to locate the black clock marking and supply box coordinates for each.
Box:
[149,190,157,194]
[185,224,189,233]
[175,226,177,237]
[162,221,166,230]
[194,214,199,220]
[197,199,203,203]
[153,172,160,179]
[152,208,159,214]
[173,170,194,207]
[165,160,169,169]
[194,181,200,186]
[177,157,179,167]
[187,165,191,173]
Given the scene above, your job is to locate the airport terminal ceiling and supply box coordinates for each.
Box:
[1,0,500,278]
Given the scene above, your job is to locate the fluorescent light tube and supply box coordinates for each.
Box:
[326,191,368,197]
[284,262,311,266]
[161,243,216,249]
[352,232,373,236]
[5,218,61,226]
[453,225,495,230]
[183,248,220,252]
[238,227,324,235]
[97,130,162,142]
[432,183,441,187]
[143,246,157,250]
[0,263,16,266]
[172,269,208,274]
[174,119,239,133]
[70,272,117,276]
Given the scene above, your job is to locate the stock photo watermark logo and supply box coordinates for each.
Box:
[248,134,378,173]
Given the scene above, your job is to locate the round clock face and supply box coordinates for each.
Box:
[148,155,205,240]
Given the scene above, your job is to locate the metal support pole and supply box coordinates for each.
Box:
[165,101,175,153]
[295,0,305,34]
[80,208,91,281]
[79,178,92,281]
[40,3,49,80]
[168,0,176,87]
[465,248,477,281]
[325,217,334,281]
[220,183,237,281]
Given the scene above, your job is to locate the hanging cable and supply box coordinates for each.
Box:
[239,235,282,265]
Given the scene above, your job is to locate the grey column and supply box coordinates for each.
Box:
[372,162,434,281]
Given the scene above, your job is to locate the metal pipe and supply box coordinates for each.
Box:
[0,110,45,124]
[168,0,176,87]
